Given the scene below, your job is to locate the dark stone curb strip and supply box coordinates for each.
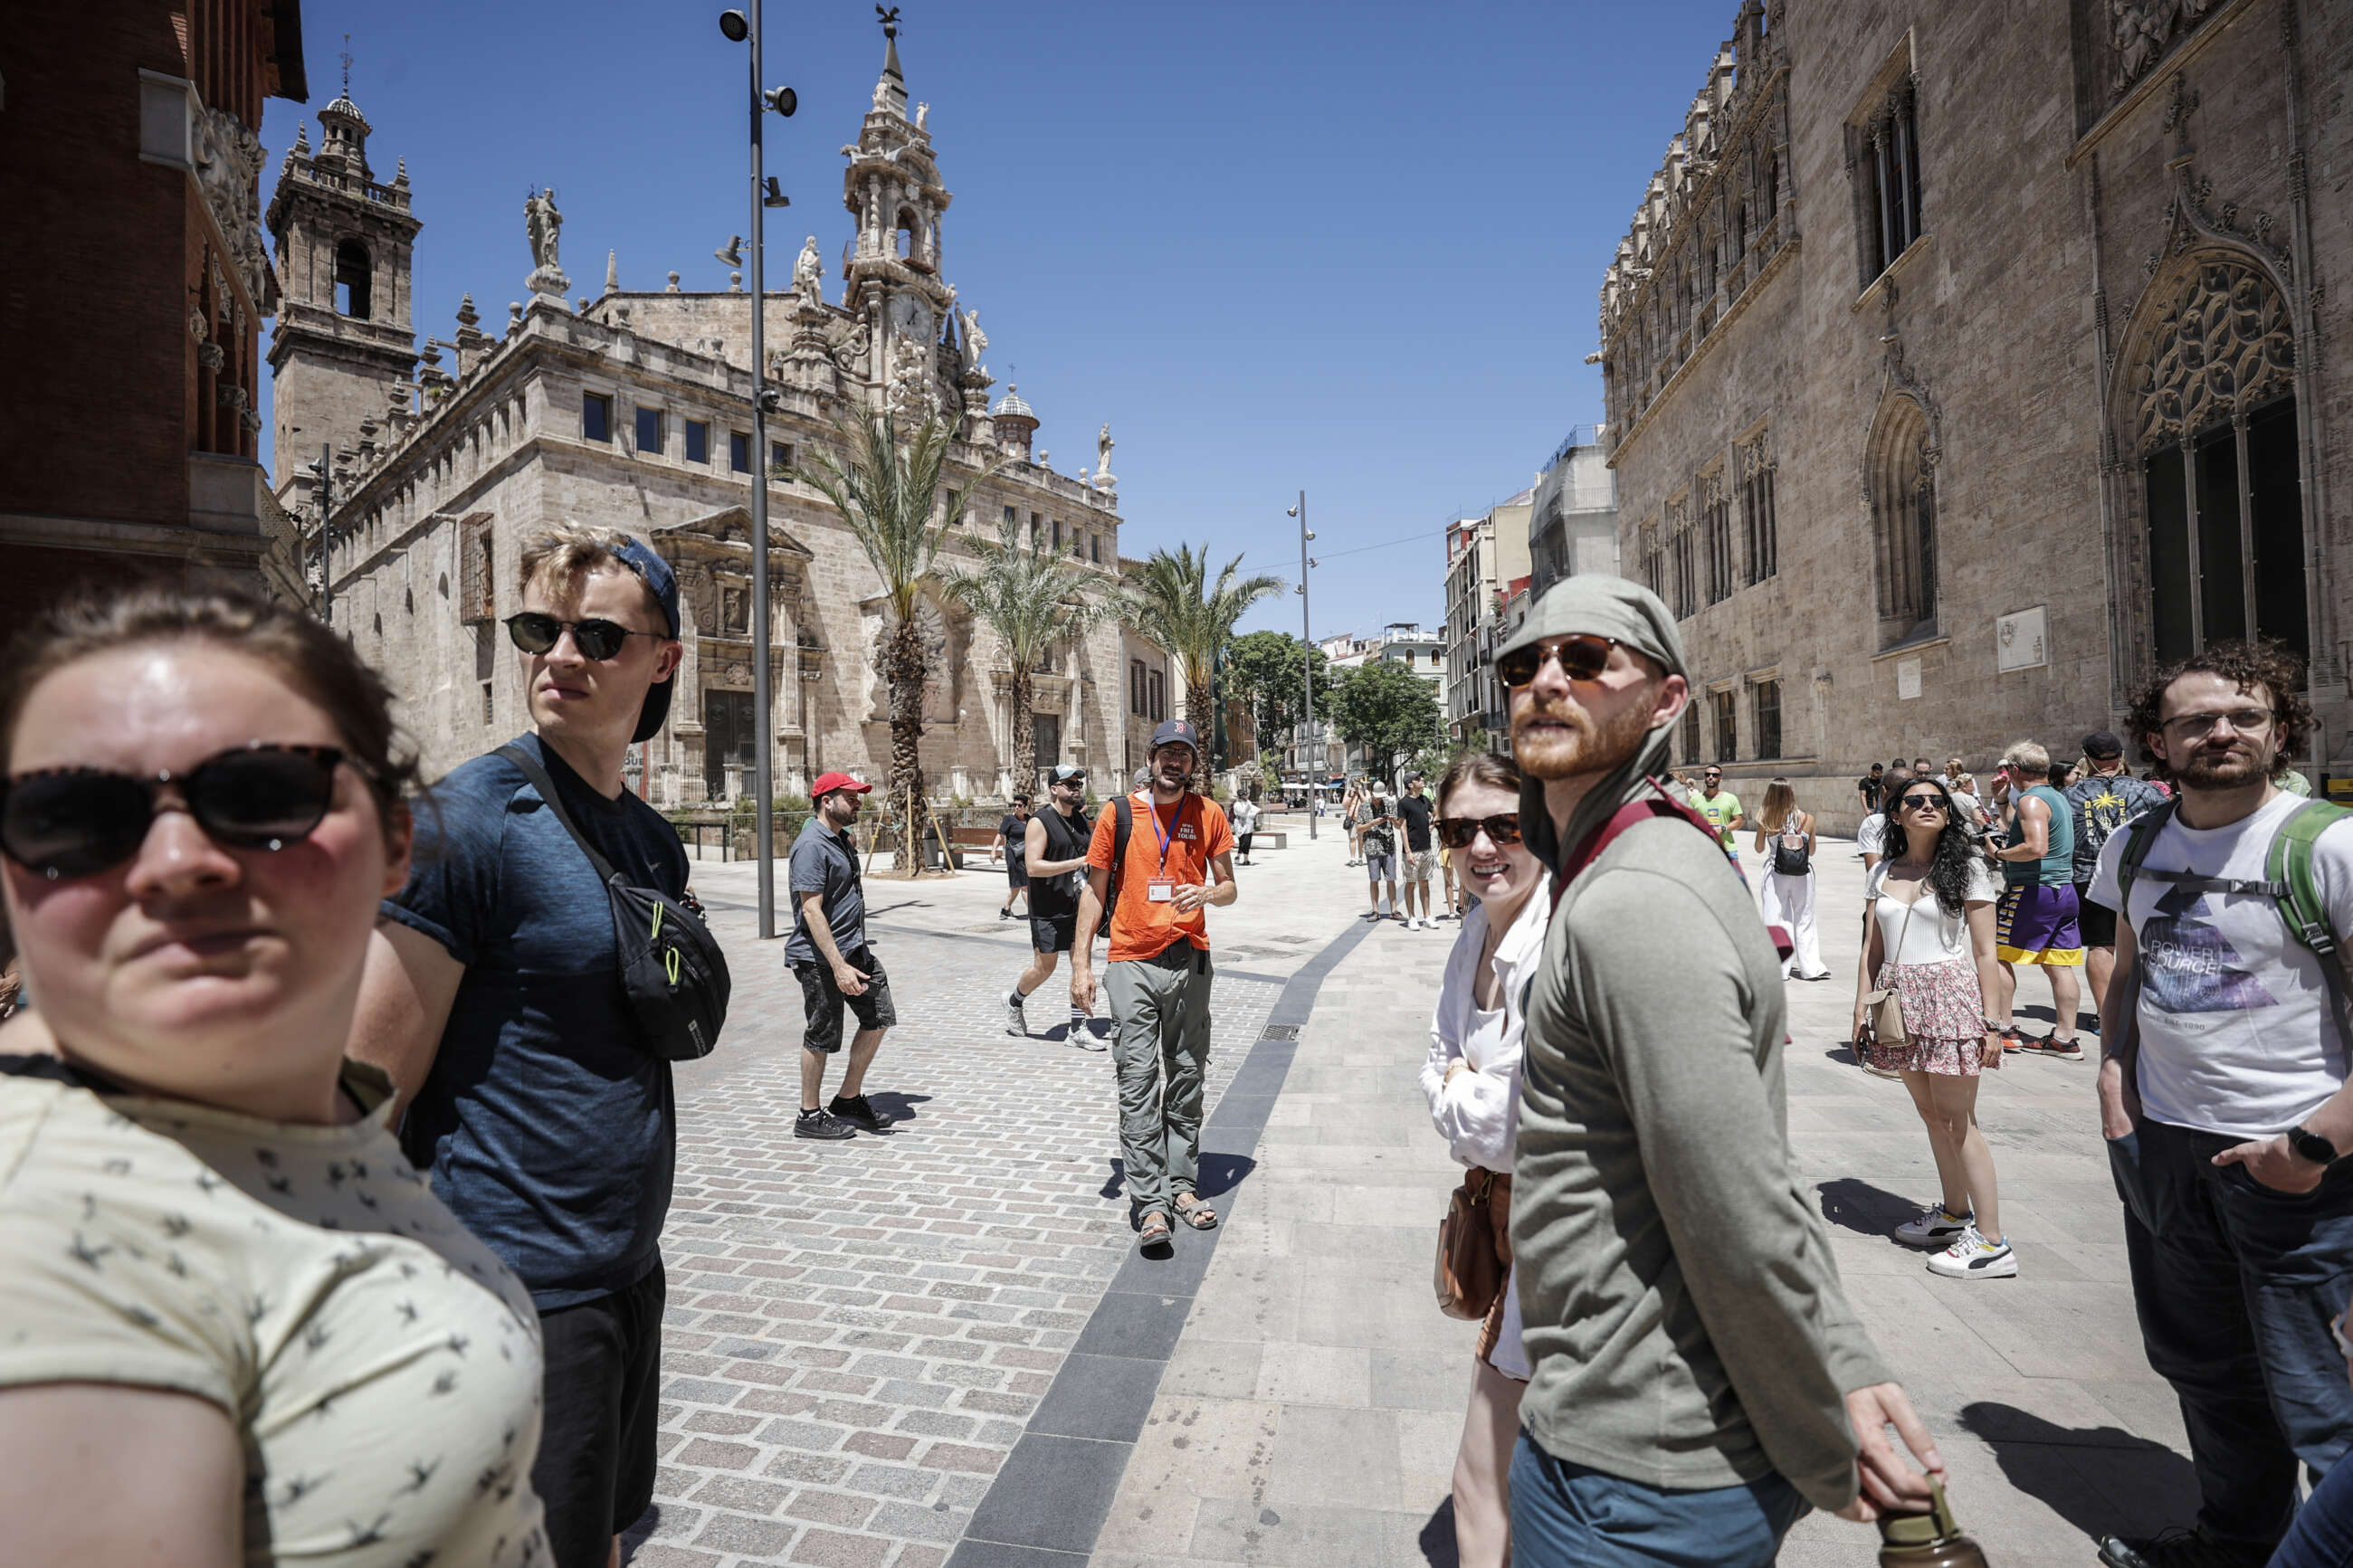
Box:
[944,917,1378,1566]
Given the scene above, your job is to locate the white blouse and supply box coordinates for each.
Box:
[1419,880,1552,1174]
[1864,859,2001,965]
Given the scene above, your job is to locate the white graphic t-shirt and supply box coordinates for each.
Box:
[2088,794,2353,1137]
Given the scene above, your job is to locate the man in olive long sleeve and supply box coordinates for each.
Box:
[1499,575,1942,1564]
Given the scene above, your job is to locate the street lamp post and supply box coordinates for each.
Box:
[720,4,795,938]
[1289,491,1315,839]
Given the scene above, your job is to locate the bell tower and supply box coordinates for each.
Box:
[840,10,956,410]
[264,68,422,513]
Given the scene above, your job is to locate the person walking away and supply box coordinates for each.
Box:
[1072,720,1234,1249]
[1,587,550,1566]
[785,774,899,1140]
[1691,766,1744,862]
[352,526,698,1568]
[1344,779,1367,866]
[1419,750,1550,1568]
[1399,771,1440,928]
[1008,765,1096,1048]
[1852,779,2014,1278]
[1859,762,1888,822]
[1753,778,1830,980]
[2089,640,2353,1568]
[1230,790,1259,866]
[2064,731,2167,1029]
[1496,575,1941,1563]
[996,793,1032,920]
[1362,789,1401,920]
[1987,742,2087,1058]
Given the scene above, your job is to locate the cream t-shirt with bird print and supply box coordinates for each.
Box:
[0,1054,548,1567]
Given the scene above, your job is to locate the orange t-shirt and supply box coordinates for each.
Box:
[1087,791,1234,962]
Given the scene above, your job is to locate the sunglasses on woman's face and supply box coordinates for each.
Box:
[1494,634,1619,689]
[1898,793,1947,812]
[0,744,356,881]
[504,612,666,662]
[1436,813,1523,850]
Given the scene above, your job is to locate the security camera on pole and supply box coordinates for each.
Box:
[719,5,796,938]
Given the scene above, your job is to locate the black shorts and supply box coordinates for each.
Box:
[534,1261,665,1567]
[793,946,897,1052]
[1030,912,1076,954]
[1006,860,1029,890]
[2077,883,2119,948]
[1236,832,1254,856]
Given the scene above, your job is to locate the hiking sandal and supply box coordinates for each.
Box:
[1137,1212,1173,1247]
[1175,1195,1220,1231]
[1997,1027,2031,1054]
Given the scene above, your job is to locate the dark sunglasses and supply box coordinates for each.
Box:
[504,612,668,662]
[1495,634,1619,689]
[0,744,357,881]
[1898,793,1947,811]
[1436,813,1523,850]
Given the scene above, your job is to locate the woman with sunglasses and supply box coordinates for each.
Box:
[1418,750,1550,1568]
[0,589,548,1565]
[1751,778,1830,981]
[1852,778,2017,1280]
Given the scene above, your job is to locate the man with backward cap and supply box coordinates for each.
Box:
[1498,575,1944,1563]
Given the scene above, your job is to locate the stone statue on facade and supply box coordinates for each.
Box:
[525,186,569,298]
[956,308,987,379]
[1091,423,1117,489]
[792,234,824,307]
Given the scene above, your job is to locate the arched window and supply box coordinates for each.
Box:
[1867,394,1936,645]
[335,239,372,319]
[894,210,919,261]
[2130,258,2304,660]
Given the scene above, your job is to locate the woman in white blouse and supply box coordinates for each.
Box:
[1851,777,2016,1282]
[1418,750,1549,1568]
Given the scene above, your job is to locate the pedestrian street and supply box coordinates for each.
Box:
[635,821,2197,1568]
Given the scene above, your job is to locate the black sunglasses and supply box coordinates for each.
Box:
[0,744,357,882]
[1898,792,1947,811]
[504,612,668,662]
[1436,813,1523,850]
[1495,634,1619,689]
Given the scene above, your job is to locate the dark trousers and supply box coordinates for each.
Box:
[2110,1118,2353,1548]
[534,1262,666,1568]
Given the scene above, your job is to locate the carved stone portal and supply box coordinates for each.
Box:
[2129,259,2293,455]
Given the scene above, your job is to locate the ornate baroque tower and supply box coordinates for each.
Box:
[264,81,421,513]
[840,14,957,417]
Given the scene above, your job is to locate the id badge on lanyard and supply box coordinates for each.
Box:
[1145,793,1182,902]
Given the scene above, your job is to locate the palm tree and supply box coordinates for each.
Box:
[937,517,1111,790]
[1123,544,1284,740]
[799,413,1001,840]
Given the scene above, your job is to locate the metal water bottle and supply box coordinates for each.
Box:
[1877,1480,1990,1567]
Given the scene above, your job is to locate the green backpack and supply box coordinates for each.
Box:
[2116,797,2353,1035]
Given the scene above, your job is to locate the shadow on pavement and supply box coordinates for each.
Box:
[1958,1402,2198,1544]
[1417,1496,1462,1565]
[1817,1176,1922,1240]
[863,1090,931,1126]
[1096,1153,1258,1203]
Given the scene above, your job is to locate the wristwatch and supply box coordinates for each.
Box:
[2291,1126,2340,1166]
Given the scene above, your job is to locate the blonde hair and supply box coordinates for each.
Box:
[519,524,665,625]
[1759,778,1798,832]
[2001,739,2051,776]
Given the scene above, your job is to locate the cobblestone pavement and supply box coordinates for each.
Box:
[623,821,1338,1568]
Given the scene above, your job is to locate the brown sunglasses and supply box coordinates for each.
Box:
[1496,634,1619,689]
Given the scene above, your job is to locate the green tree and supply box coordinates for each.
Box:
[937,516,1110,788]
[799,413,1001,834]
[1329,660,1444,782]
[1122,544,1283,732]
[1224,629,1329,754]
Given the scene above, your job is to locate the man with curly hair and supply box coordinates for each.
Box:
[2089,640,2353,1568]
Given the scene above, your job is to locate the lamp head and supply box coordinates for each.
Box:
[1285,505,1298,518]
[719,9,749,42]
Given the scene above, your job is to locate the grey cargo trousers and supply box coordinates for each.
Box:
[1103,942,1215,1220]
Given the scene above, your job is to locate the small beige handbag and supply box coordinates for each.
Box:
[1861,884,1921,1047]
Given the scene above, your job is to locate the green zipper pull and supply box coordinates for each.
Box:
[666,948,681,986]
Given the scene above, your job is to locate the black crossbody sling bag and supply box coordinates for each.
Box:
[498,745,731,1061]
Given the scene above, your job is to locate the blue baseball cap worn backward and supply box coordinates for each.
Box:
[610,537,682,743]
[1150,718,1202,758]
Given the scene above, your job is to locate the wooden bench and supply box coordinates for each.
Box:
[947,825,1005,868]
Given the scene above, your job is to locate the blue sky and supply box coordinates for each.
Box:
[262,0,1733,639]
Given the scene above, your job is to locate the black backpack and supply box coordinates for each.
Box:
[1772,814,1813,876]
[499,745,732,1061]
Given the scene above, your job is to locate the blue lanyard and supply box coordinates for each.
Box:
[1140,791,1180,874]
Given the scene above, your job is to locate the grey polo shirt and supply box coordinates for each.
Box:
[785,817,868,965]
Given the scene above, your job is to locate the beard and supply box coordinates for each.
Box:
[1511,695,1658,782]
[2171,737,2273,790]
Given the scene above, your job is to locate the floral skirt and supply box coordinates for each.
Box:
[1863,955,1997,1077]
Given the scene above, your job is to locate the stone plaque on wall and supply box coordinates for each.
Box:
[1896,658,1922,701]
[1996,606,2050,673]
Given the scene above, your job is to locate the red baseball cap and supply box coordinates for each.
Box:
[810,771,873,802]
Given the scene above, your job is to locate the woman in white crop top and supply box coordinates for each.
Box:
[1851,777,2019,1281]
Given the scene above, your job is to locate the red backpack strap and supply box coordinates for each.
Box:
[1549,782,1712,914]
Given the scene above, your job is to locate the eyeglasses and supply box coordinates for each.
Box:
[1495,634,1619,689]
[504,612,668,662]
[1,744,357,881]
[2159,708,2277,739]
[1702,773,1723,783]
[1898,793,1947,811]
[1436,813,1522,850]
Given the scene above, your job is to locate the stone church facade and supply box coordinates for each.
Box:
[267,29,1135,803]
[1601,0,2349,830]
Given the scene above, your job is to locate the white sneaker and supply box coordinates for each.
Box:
[1926,1224,2018,1279]
[1006,993,1026,1036]
[1893,1204,1972,1249]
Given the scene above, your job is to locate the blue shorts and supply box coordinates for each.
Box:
[1509,1434,1809,1568]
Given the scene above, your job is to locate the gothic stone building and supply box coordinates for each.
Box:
[1602,0,2348,831]
[267,31,1134,803]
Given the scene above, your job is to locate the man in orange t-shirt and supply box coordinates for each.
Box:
[1072,718,1238,1249]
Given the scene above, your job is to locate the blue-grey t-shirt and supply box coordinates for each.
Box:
[384,734,690,1309]
[784,817,867,965]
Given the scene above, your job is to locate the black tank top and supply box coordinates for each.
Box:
[1027,807,1091,919]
